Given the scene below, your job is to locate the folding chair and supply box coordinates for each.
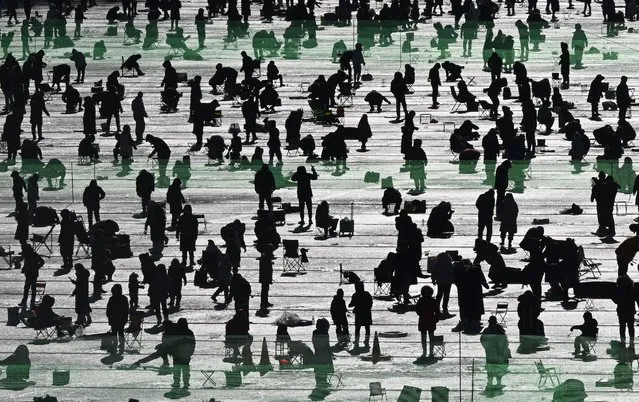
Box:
[282,239,306,275]
[327,371,344,388]
[369,381,387,401]
[34,324,57,340]
[534,360,560,390]
[478,100,492,119]
[0,246,15,270]
[201,370,216,388]
[578,246,602,279]
[31,225,56,255]
[337,84,354,107]
[74,215,92,259]
[495,302,509,327]
[450,87,462,113]
[124,311,145,352]
[584,334,598,356]
[194,214,208,234]
[431,335,446,358]
[223,35,238,50]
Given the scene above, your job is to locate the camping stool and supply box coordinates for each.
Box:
[419,113,431,124]
[584,298,596,311]
[443,122,455,132]
[551,73,562,88]
[201,370,216,388]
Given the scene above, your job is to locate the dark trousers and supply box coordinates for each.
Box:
[620,316,635,341]
[258,192,273,210]
[299,198,312,222]
[478,218,493,242]
[110,325,125,353]
[172,360,191,388]
[21,277,37,305]
[436,283,451,313]
[87,208,100,228]
[395,97,408,120]
[152,298,168,324]
[260,283,270,308]
[135,118,145,142]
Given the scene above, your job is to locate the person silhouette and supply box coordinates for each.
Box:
[106,283,129,355]
[349,281,373,348]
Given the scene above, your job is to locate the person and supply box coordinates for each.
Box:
[211,253,232,305]
[225,309,251,359]
[558,42,570,89]
[176,205,198,267]
[146,134,171,179]
[29,91,49,141]
[26,174,39,223]
[588,74,605,121]
[428,63,441,109]
[315,201,338,238]
[432,252,454,318]
[229,267,252,312]
[390,72,409,122]
[150,264,169,325]
[58,209,76,269]
[571,24,588,69]
[170,318,195,391]
[480,316,510,395]
[612,275,639,344]
[195,8,207,49]
[82,179,105,228]
[136,169,155,217]
[254,163,276,212]
[14,202,28,247]
[415,285,438,359]
[19,244,44,307]
[407,139,427,193]
[364,90,391,113]
[166,178,185,229]
[552,379,588,402]
[0,345,31,389]
[106,283,129,355]
[291,165,318,225]
[617,76,632,122]
[131,92,147,144]
[349,281,373,347]
[312,318,333,388]
[476,189,495,242]
[616,227,639,276]
[330,288,349,344]
[570,311,598,357]
[70,49,87,83]
[167,259,187,310]
[258,248,274,310]
[357,114,372,152]
[128,272,143,310]
[499,193,519,250]
[103,86,123,135]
